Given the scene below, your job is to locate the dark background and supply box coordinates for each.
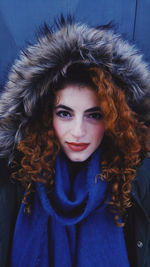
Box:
[0,0,150,86]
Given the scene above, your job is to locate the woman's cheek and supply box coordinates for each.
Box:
[93,122,105,140]
[53,119,66,141]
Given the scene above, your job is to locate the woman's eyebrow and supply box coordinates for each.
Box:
[85,107,101,113]
[54,105,101,112]
[54,104,73,111]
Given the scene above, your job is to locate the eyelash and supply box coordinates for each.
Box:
[88,113,102,120]
[56,111,102,120]
[56,111,71,118]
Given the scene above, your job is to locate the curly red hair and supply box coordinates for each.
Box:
[92,68,150,224]
[12,67,150,225]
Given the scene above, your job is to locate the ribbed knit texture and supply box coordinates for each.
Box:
[11,148,130,266]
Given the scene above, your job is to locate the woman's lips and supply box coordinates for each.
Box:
[66,142,90,152]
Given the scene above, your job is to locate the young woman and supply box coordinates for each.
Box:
[0,17,150,267]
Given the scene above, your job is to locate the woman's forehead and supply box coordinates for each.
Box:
[54,84,99,110]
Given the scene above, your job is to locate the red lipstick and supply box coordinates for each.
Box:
[66,142,89,152]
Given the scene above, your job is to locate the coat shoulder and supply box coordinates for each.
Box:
[132,157,150,218]
[0,159,24,267]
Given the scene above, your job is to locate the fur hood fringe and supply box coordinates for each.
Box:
[0,16,150,160]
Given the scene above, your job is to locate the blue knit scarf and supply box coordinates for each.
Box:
[11,148,129,266]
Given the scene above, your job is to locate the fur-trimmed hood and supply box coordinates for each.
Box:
[0,16,150,160]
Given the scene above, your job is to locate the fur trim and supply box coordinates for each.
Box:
[0,16,150,160]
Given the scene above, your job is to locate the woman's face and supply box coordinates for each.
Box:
[53,84,105,162]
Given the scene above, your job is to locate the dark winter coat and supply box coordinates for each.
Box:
[124,158,150,267]
[0,159,23,267]
[0,158,149,267]
[0,16,150,267]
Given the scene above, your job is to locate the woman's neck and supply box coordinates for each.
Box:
[64,156,90,181]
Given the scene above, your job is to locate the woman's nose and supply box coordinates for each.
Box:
[70,118,86,138]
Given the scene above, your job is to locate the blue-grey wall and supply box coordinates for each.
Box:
[0,0,150,85]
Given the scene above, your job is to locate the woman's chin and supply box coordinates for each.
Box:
[64,151,92,162]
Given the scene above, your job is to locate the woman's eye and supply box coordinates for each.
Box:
[88,113,102,120]
[56,110,71,118]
